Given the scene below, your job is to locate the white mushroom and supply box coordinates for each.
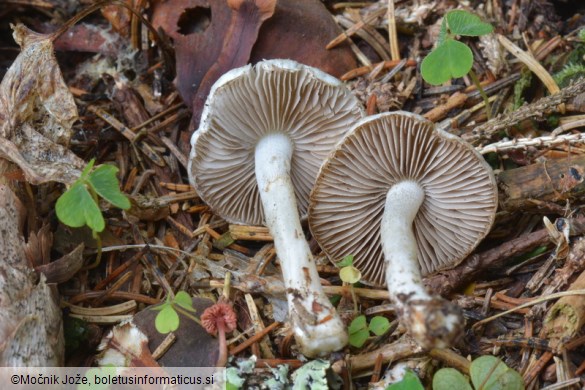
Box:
[188,60,364,357]
[309,112,498,348]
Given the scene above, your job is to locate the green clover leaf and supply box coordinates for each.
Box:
[348,315,369,347]
[56,181,105,232]
[422,10,493,86]
[432,368,473,390]
[155,304,180,334]
[87,164,131,210]
[369,316,390,336]
[421,39,473,85]
[56,158,130,236]
[174,291,197,313]
[470,356,524,390]
[446,10,494,37]
[336,254,354,268]
[386,370,424,390]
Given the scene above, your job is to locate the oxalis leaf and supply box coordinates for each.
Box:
[369,316,390,336]
[421,39,473,85]
[386,370,424,390]
[446,10,493,36]
[348,315,367,334]
[349,328,369,348]
[174,291,197,313]
[336,254,354,268]
[470,356,524,390]
[56,181,105,232]
[432,368,472,390]
[155,305,180,334]
[87,164,130,210]
[348,315,369,347]
[437,17,448,46]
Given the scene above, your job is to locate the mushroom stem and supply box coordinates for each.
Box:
[255,133,348,357]
[216,320,228,368]
[381,180,463,348]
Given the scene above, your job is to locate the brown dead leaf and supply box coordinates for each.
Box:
[35,243,84,284]
[0,185,63,365]
[152,0,357,134]
[102,2,132,37]
[24,223,53,267]
[53,23,125,56]
[0,24,84,185]
[188,0,276,129]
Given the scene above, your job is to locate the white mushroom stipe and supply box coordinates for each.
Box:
[381,181,428,301]
[381,180,463,348]
[255,134,348,356]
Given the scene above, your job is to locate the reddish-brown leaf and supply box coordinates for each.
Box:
[151,0,358,134]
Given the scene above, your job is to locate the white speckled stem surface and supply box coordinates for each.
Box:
[382,181,429,302]
[255,134,347,357]
[381,181,462,348]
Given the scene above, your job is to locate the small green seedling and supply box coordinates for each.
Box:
[56,159,130,268]
[151,291,200,334]
[421,10,493,85]
[433,356,524,390]
[348,314,391,348]
[56,158,130,234]
[337,255,361,313]
[386,370,424,390]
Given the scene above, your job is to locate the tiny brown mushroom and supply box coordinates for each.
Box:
[309,112,498,348]
[201,302,237,367]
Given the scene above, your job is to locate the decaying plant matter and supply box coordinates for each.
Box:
[4,0,585,388]
[0,24,84,184]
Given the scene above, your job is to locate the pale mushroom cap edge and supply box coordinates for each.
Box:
[308,111,498,287]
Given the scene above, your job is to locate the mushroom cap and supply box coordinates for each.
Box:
[188,59,364,225]
[308,111,498,287]
[200,302,237,336]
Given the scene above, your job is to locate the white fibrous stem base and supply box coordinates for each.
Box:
[381,181,462,348]
[255,133,347,357]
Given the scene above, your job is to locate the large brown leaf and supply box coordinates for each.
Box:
[0,24,84,185]
[151,0,357,132]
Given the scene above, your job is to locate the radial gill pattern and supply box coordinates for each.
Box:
[190,60,363,225]
[309,112,498,287]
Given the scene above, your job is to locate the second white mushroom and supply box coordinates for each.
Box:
[309,112,498,348]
